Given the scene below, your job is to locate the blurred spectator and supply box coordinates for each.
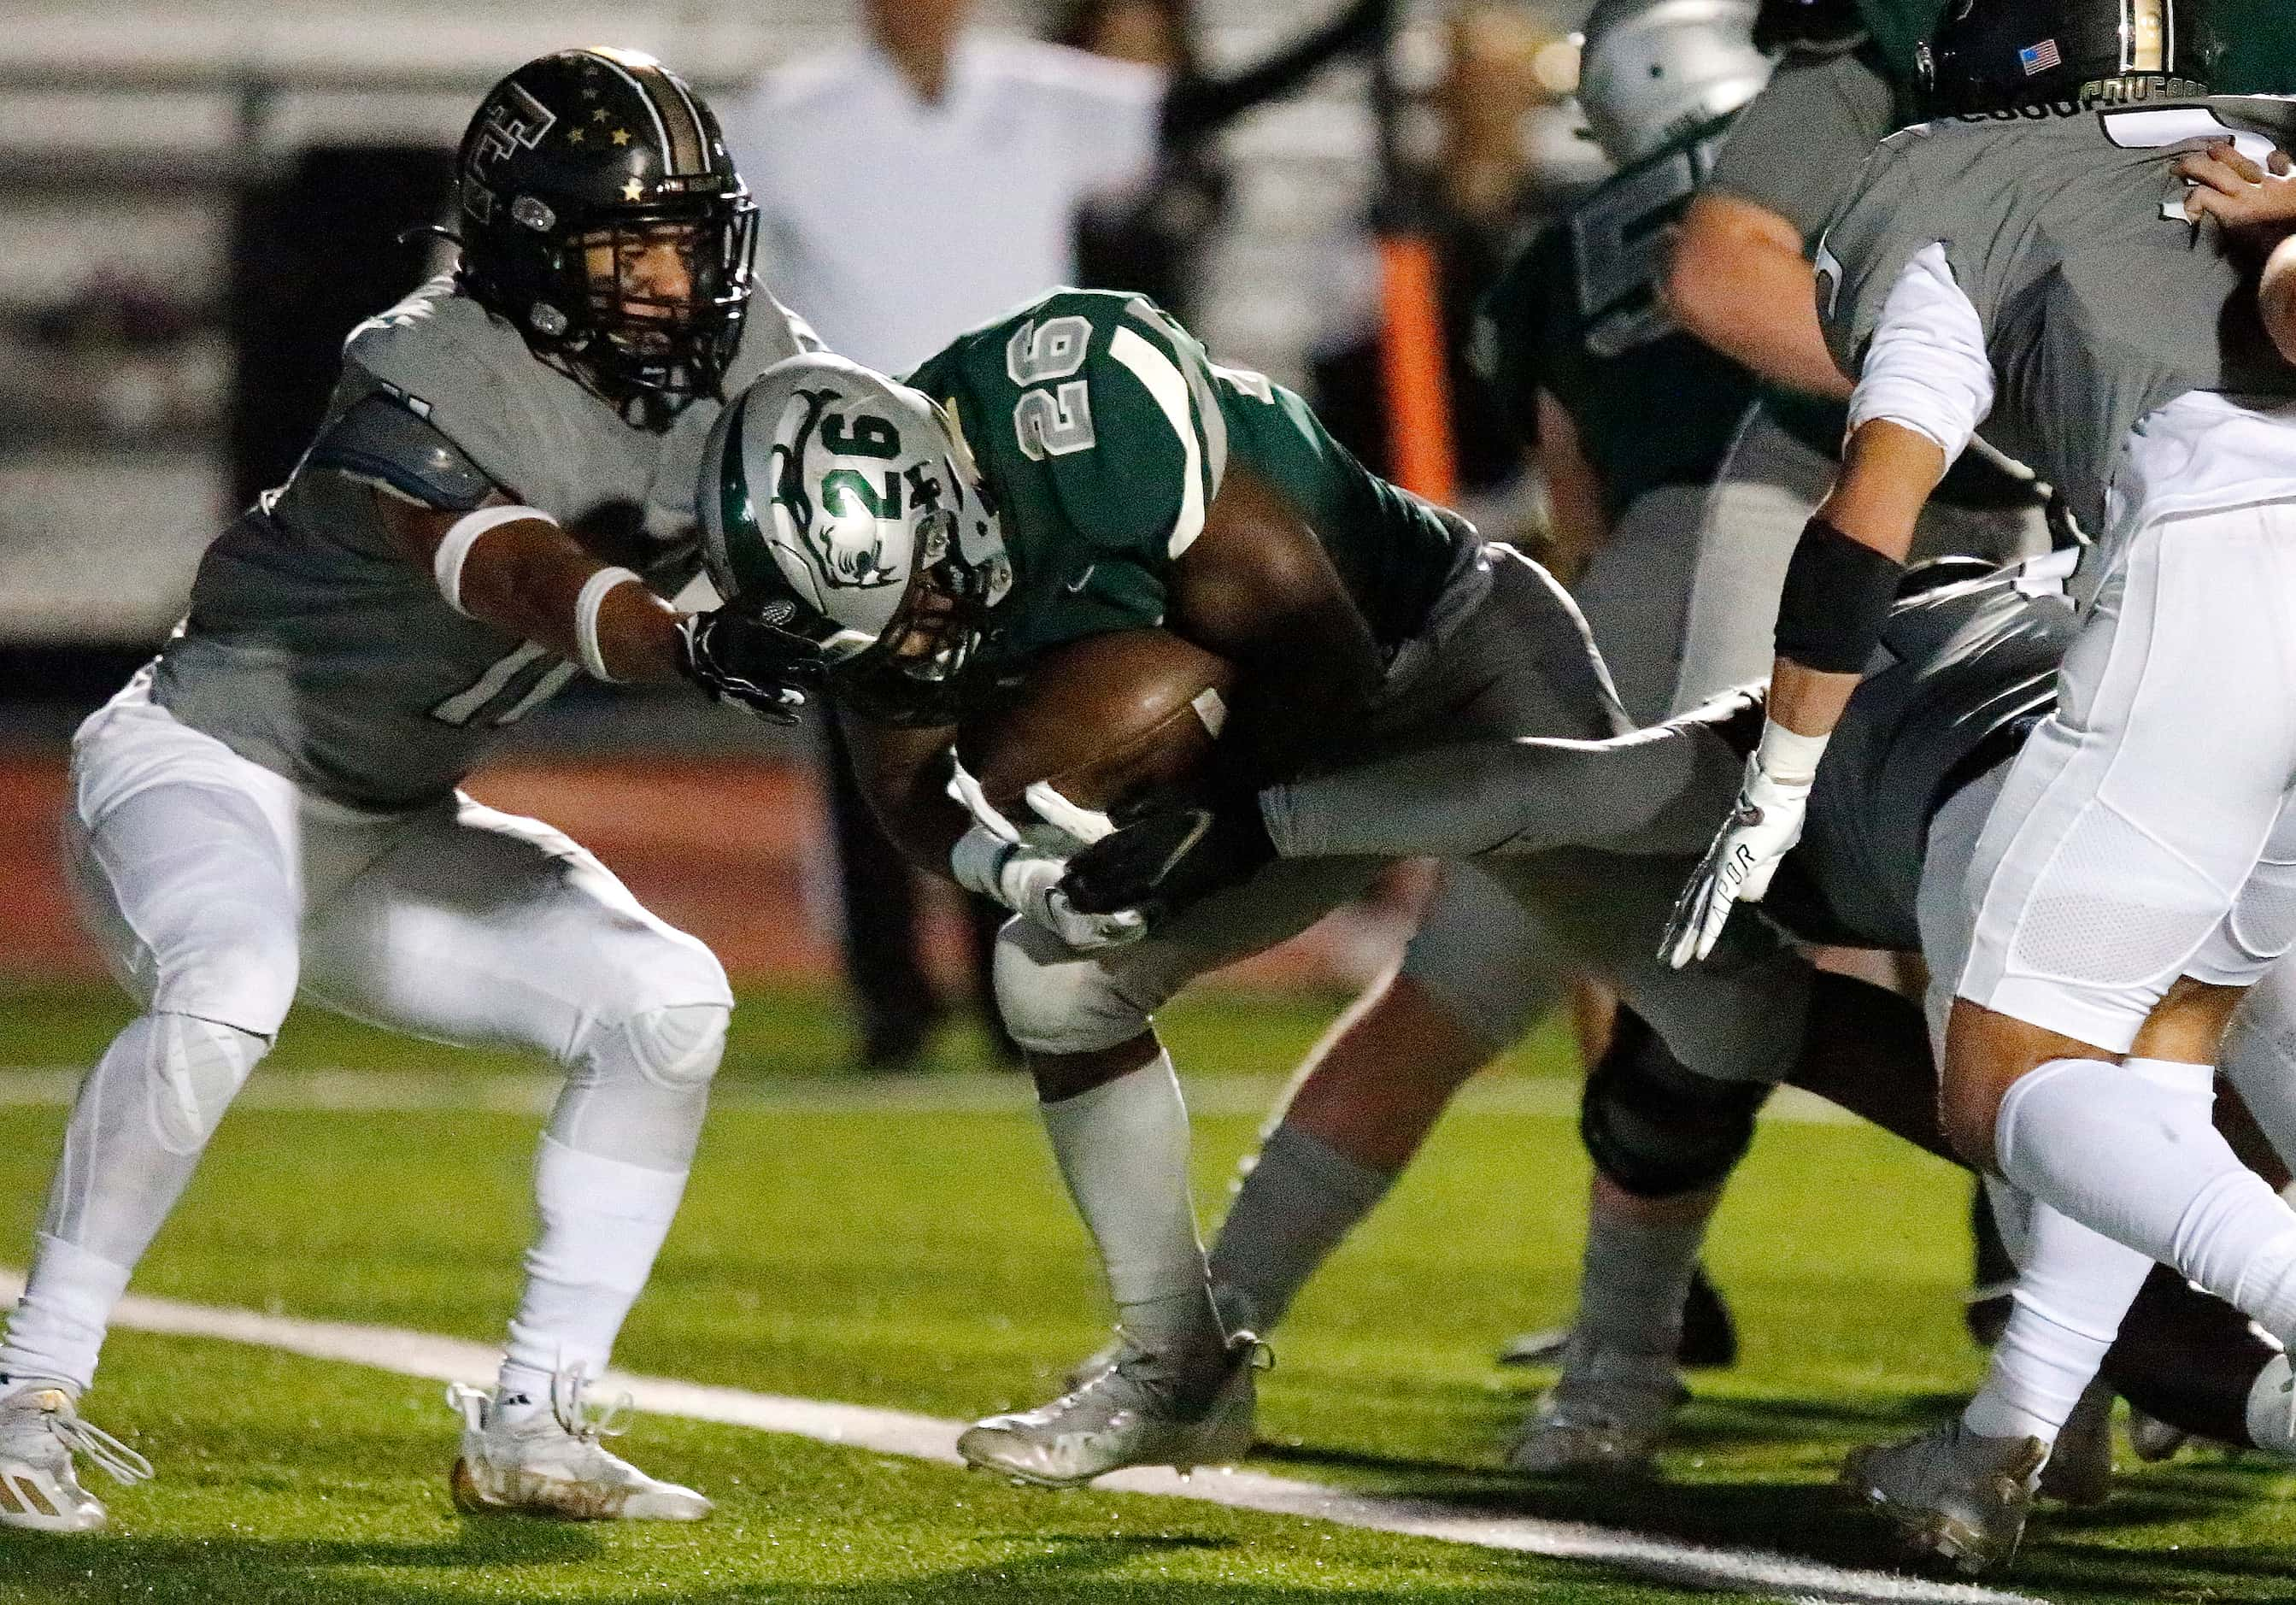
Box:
[719,0,1387,1072]
[1307,4,1574,531]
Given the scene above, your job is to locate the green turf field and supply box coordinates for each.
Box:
[0,979,2291,1603]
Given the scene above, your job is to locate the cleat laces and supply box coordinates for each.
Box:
[39,1394,153,1486]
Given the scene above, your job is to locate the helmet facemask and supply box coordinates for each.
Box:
[561,200,757,415]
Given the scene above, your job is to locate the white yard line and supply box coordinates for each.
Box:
[0,1270,2031,1605]
[0,1068,1859,1124]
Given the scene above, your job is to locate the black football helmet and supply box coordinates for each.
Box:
[1752,0,1865,56]
[456,47,756,424]
[1917,0,2217,115]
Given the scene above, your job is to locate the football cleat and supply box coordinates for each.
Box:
[0,1383,152,1532]
[448,1367,712,1521]
[2035,1377,2114,1507]
[1840,1420,2046,1575]
[960,1333,1265,1489]
[1506,1338,1688,1477]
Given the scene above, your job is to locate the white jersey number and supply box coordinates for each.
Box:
[1007,315,1099,460]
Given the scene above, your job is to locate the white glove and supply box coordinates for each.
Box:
[1660,722,1827,969]
[951,824,1145,952]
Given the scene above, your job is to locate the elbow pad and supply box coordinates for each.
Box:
[1774,516,1903,674]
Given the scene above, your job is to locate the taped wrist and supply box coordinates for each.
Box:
[1580,1011,1774,1199]
[1774,516,1903,674]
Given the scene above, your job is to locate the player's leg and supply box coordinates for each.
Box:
[302,796,731,1520]
[1851,511,2296,1573]
[957,856,1383,1486]
[1,701,309,1530]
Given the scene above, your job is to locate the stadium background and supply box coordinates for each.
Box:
[0,0,1594,1019]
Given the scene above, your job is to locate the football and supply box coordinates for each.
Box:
[957,627,1234,824]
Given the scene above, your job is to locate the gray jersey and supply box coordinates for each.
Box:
[153,276,818,808]
[1818,97,2296,535]
[1707,45,1900,243]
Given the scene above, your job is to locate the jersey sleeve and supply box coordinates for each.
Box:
[1845,243,1994,462]
[978,292,1228,562]
[304,391,502,512]
[338,285,550,509]
[1706,47,1898,242]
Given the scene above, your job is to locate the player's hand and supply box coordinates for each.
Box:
[950,825,1145,952]
[1659,754,1812,968]
[1060,801,1276,922]
[676,606,817,724]
[2180,141,2296,231]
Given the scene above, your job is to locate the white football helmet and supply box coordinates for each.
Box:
[701,352,1011,723]
[1577,0,1770,168]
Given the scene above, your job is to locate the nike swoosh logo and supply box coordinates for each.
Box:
[1065,564,1096,595]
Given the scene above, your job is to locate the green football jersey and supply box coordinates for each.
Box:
[1476,118,1754,523]
[904,290,1465,673]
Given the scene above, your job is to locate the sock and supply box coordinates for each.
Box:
[1573,1201,1705,1359]
[0,1235,132,1395]
[1207,1120,1396,1335]
[498,1138,690,1404]
[1997,1056,2296,1349]
[1040,1053,1222,1364]
[2244,1354,2296,1458]
[1963,1191,2155,1443]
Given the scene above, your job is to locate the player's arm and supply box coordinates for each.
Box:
[2267,236,2296,366]
[838,711,967,873]
[376,492,684,682]
[1663,191,1853,401]
[1664,241,1976,967]
[1535,391,1609,584]
[1166,464,1385,784]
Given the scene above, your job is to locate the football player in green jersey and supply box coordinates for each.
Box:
[699,285,1826,1486]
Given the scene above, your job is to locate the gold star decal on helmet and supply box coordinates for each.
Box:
[567,126,584,144]
[611,127,631,146]
[592,107,608,123]
[622,178,644,202]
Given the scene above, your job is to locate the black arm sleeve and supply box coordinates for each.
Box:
[1160,0,1386,144]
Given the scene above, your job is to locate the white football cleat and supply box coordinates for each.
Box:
[0,1383,153,1532]
[1506,1339,1687,1477]
[1840,1420,2046,1575]
[960,1333,1265,1489]
[448,1367,712,1521]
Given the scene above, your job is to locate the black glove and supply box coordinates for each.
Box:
[1060,798,1277,920]
[676,607,818,725]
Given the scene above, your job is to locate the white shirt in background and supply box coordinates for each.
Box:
[724,33,1166,375]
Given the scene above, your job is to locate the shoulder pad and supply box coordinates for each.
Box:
[306,391,500,512]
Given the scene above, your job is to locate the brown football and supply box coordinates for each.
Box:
[957,628,1234,821]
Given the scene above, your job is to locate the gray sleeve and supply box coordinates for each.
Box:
[1706,49,1898,244]
[340,290,551,507]
[304,391,501,512]
[1260,720,1746,861]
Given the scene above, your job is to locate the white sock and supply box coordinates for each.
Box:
[1997,1055,2296,1349]
[1963,1191,2155,1443]
[1040,1053,1221,1362]
[498,1138,690,1403]
[1574,1202,1705,1359]
[0,1234,132,1395]
[2245,1353,2296,1458]
[1207,1121,1395,1334]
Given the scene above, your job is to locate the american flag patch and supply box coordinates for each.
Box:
[2019,38,2063,74]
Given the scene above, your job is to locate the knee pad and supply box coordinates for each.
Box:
[138,1012,267,1158]
[615,1002,730,1091]
[1580,1011,1771,1199]
[993,920,1150,1057]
